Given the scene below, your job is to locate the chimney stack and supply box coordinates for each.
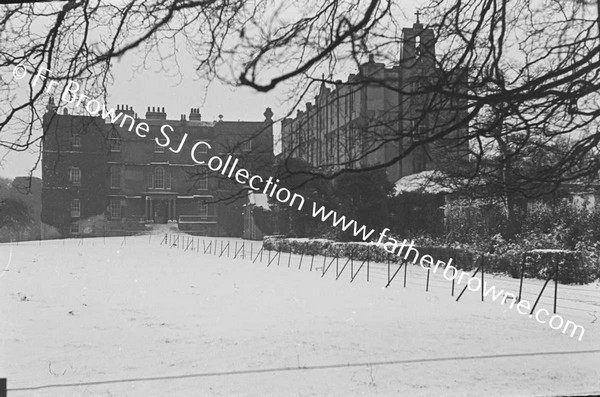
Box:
[189,107,202,121]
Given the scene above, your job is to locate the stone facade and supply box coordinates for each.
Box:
[280,21,468,182]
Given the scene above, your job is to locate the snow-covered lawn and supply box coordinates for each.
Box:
[1,230,599,396]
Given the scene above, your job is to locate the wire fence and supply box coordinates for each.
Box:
[157,233,600,316]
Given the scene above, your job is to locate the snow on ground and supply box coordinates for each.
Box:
[1,228,599,396]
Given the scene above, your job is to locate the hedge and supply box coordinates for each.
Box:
[262,237,598,284]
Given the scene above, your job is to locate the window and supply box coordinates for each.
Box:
[198,170,208,190]
[198,200,208,217]
[69,167,81,186]
[70,222,80,234]
[71,134,81,148]
[110,166,121,189]
[109,199,121,220]
[154,166,165,189]
[194,141,209,154]
[70,199,80,218]
[241,140,252,152]
[154,141,165,153]
[109,131,121,152]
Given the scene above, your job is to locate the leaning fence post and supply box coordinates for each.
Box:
[451,267,456,296]
[310,254,315,272]
[530,269,556,315]
[426,267,431,292]
[481,254,485,302]
[518,258,525,302]
[366,247,370,282]
[554,259,559,314]
[387,253,390,284]
[287,250,292,268]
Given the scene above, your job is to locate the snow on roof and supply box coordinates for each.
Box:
[394,170,452,195]
[248,192,270,209]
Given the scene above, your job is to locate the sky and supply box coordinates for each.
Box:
[0,50,288,180]
[0,1,419,180]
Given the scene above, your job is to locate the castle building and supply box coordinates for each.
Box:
[280,20,468,182]
[41,102,274,237]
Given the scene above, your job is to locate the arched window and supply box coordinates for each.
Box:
[154,166,165,189]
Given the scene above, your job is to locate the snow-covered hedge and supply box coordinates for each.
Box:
[263,237,474,267]
[262,237,597,284]
[523,250,593,285]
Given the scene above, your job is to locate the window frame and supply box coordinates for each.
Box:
[70,222,80,234]
[110,166,121,189]
[70,198,81,218]
[198,169,208,190]
[154,141,165,153]
[69,167,81,186]
[241,140,252,152]
[109,131,121,152]
[154,166,165,189]
[198,201,209,217]
[109,199,121,220]
[71,134,81,149]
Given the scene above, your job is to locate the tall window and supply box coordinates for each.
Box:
[198,201,208,217]
[70,199,80,217]
[109,131,121,152]
[70,222,80,234]
[69,167,81,186]
[154,166,165,189]
[110,199,121,219]
[71,134,81,148]
[198,170,208,190]
[110,166,121,189]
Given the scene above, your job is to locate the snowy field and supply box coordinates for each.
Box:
[1,226,600,396]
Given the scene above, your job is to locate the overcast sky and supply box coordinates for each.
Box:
[0,2,419,180]
[0,48,289,180]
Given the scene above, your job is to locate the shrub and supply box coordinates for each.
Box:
[262,237,599,284]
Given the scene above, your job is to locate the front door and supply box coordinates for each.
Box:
[154,200,169,224]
